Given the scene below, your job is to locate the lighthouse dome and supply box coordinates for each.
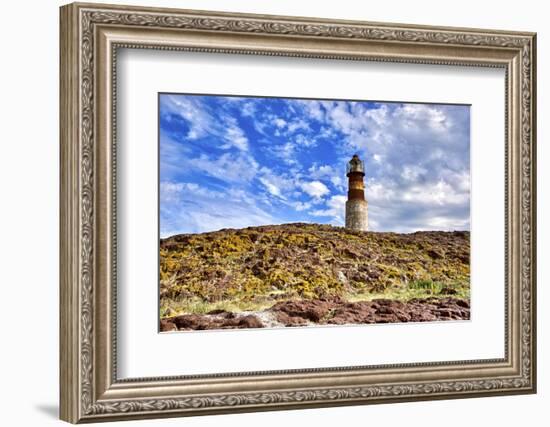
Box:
[346,154,365,176]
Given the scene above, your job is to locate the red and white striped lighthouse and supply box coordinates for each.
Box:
[345,154,368,231]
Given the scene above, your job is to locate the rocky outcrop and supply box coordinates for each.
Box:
[159,223,470,331]
[161,311,264,331]
[160,223,470,309]
[160,297,470,331]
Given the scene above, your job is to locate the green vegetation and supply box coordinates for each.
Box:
[160,223,470,318]
[346,279,470,304]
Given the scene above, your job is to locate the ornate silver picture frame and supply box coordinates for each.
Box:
[60,2,536,423]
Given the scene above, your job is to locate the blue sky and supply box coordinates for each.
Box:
[159,93,470,237]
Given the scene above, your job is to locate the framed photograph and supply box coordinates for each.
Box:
[60,2,537,423]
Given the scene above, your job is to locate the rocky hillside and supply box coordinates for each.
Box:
[160,223,470,330]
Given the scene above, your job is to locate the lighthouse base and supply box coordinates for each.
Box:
[345,200,368,231]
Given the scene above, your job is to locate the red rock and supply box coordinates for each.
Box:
[162,297,470,331]
[455,299,470,308]
[237,315,264,328]
[168,313,264,330]
[274,311,309,326]
[270,299,332,322]
[159,319,177,332]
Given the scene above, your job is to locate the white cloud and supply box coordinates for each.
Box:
[401,165,427,182]
[307,164,345,191]
[425,215,470,230]
[365,104,389,125]
[189,152,259,184]
[293,201,312,211]
[162,96,212,140]
[300,181,330,199]
[220,116,249,151]
[394,104,450,132]
[363,175,470,232]
[162,181,193,196]
[318,126,336,139]
[294,134,317,148]
[259,177,283,198]
[160,180,279,236]
[241,101,257,117]
[258,167,297,200]
[296,100,470,232]
[287,118,310,133]
[273,117,287,128]
[401,180,469,206]
[293,99,325,121]
[161,95,250,152]
[310,195,347,225]
[330,176,344,190]
[308,164,337,179]
[267,141,298,165]
[160,132,193,180]
[161,94,470,234]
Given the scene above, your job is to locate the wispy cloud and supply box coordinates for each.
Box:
[160,94,250,152]
[300,180,330,199]
[160,94,470,234]
[160,181,277,236]
[310,195,347,225]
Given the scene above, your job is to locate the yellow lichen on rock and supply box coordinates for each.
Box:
[159,223,470,318]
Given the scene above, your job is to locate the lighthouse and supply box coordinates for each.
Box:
[345,154,368,231]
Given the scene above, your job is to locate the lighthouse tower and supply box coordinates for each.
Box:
[345,154,368,231]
